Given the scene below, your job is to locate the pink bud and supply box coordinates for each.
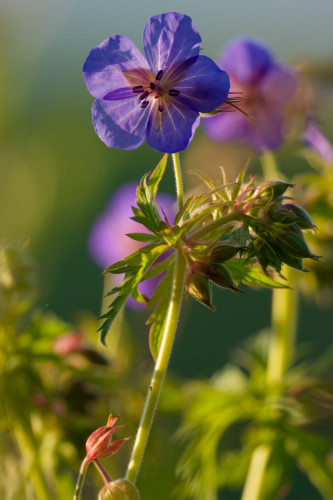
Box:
[85,414,129,461]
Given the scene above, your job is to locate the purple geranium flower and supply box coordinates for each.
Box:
[83,12,230,153]
[203,37,297,152]
[89,183,175,309]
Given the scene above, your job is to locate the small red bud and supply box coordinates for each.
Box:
[85,414,130,461]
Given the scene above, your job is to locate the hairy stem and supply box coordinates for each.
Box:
[125,249,186,483]
[267,266,298,385]
[190,212,241,240]
[125,152,186,483]
[242,152,299,500]
[172,152,184,210]
[73,458,90,500]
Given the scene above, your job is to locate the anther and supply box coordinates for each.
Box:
[168,89,180,96]
[158,104,164,112]
[139,90,149,100]
[141,100,149,109]
[150,82,156,90]
[133,85,144,93]
[156,70,163,81]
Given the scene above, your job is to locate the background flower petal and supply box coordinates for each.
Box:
[260,64,297,107]
[147,98,200,153]
[92,98,149,149]
[143,12,201,74]
[203,111,250,143]
[220,37,274,85]
[175,55,230,112]
[83,35,150,99]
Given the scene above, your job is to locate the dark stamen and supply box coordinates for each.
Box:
[156,70,163,81]
[158,105,164,112]
[133,85,144,93]
[150,82,156,90]
[141,100,149,109]
[139,90,149,100]
[168,89,180,96]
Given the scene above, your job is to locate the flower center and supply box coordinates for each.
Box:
[132,70,180,112]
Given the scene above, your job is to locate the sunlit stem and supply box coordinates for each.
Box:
[241,445,271,500]
[260,150,281,179]
[73,458,90,500]
[260,151,299,384]
[242,152,299,500]
[125,250,186,483]
[172,152,184,210]
[267,267,298,385]
[125,153,186,483]
[190,212,242,240]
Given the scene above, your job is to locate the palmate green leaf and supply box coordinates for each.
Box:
[134,154,168,233]
[286,427,333,500]
[99,243,169,345]
[146,266,174,360]
[225,258,287,288]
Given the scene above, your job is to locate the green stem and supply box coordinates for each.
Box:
[73,458,90,500]
[190,212,241,240]
[125,153,186,483]
[260,152,299,385]
[172,152,184,210]
[241,445,271,500]
[241,153,299,500]
[267,267,298,385]
[126,249,186,483]
[260,150,281,179]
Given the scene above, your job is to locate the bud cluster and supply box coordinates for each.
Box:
[244,180,318,275]
[182,178,318,309]
[184,243,245,310]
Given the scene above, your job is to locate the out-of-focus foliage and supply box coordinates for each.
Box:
[177,332,333,500]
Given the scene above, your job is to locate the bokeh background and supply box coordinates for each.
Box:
[1,1,333,499]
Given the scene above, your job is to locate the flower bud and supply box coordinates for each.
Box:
[256,180,295,201]
[208,243,245,264]
[98,479,140,500]
[273,224,314,259]
[185,267,215,311]
[251,238,282,274]
[277,251,305,272]
[86,414,129,461]
[283,203,315,230]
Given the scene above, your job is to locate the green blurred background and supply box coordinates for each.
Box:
[1,1,333,498]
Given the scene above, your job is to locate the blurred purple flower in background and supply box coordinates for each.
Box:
[83,12,230,153]
[89,183,175,309]
[303,115,333,165]
[204,37,297,152]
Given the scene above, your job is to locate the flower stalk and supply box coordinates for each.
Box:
[73,458,90,500]
[125,247,186,483]
[125,154,186,483]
